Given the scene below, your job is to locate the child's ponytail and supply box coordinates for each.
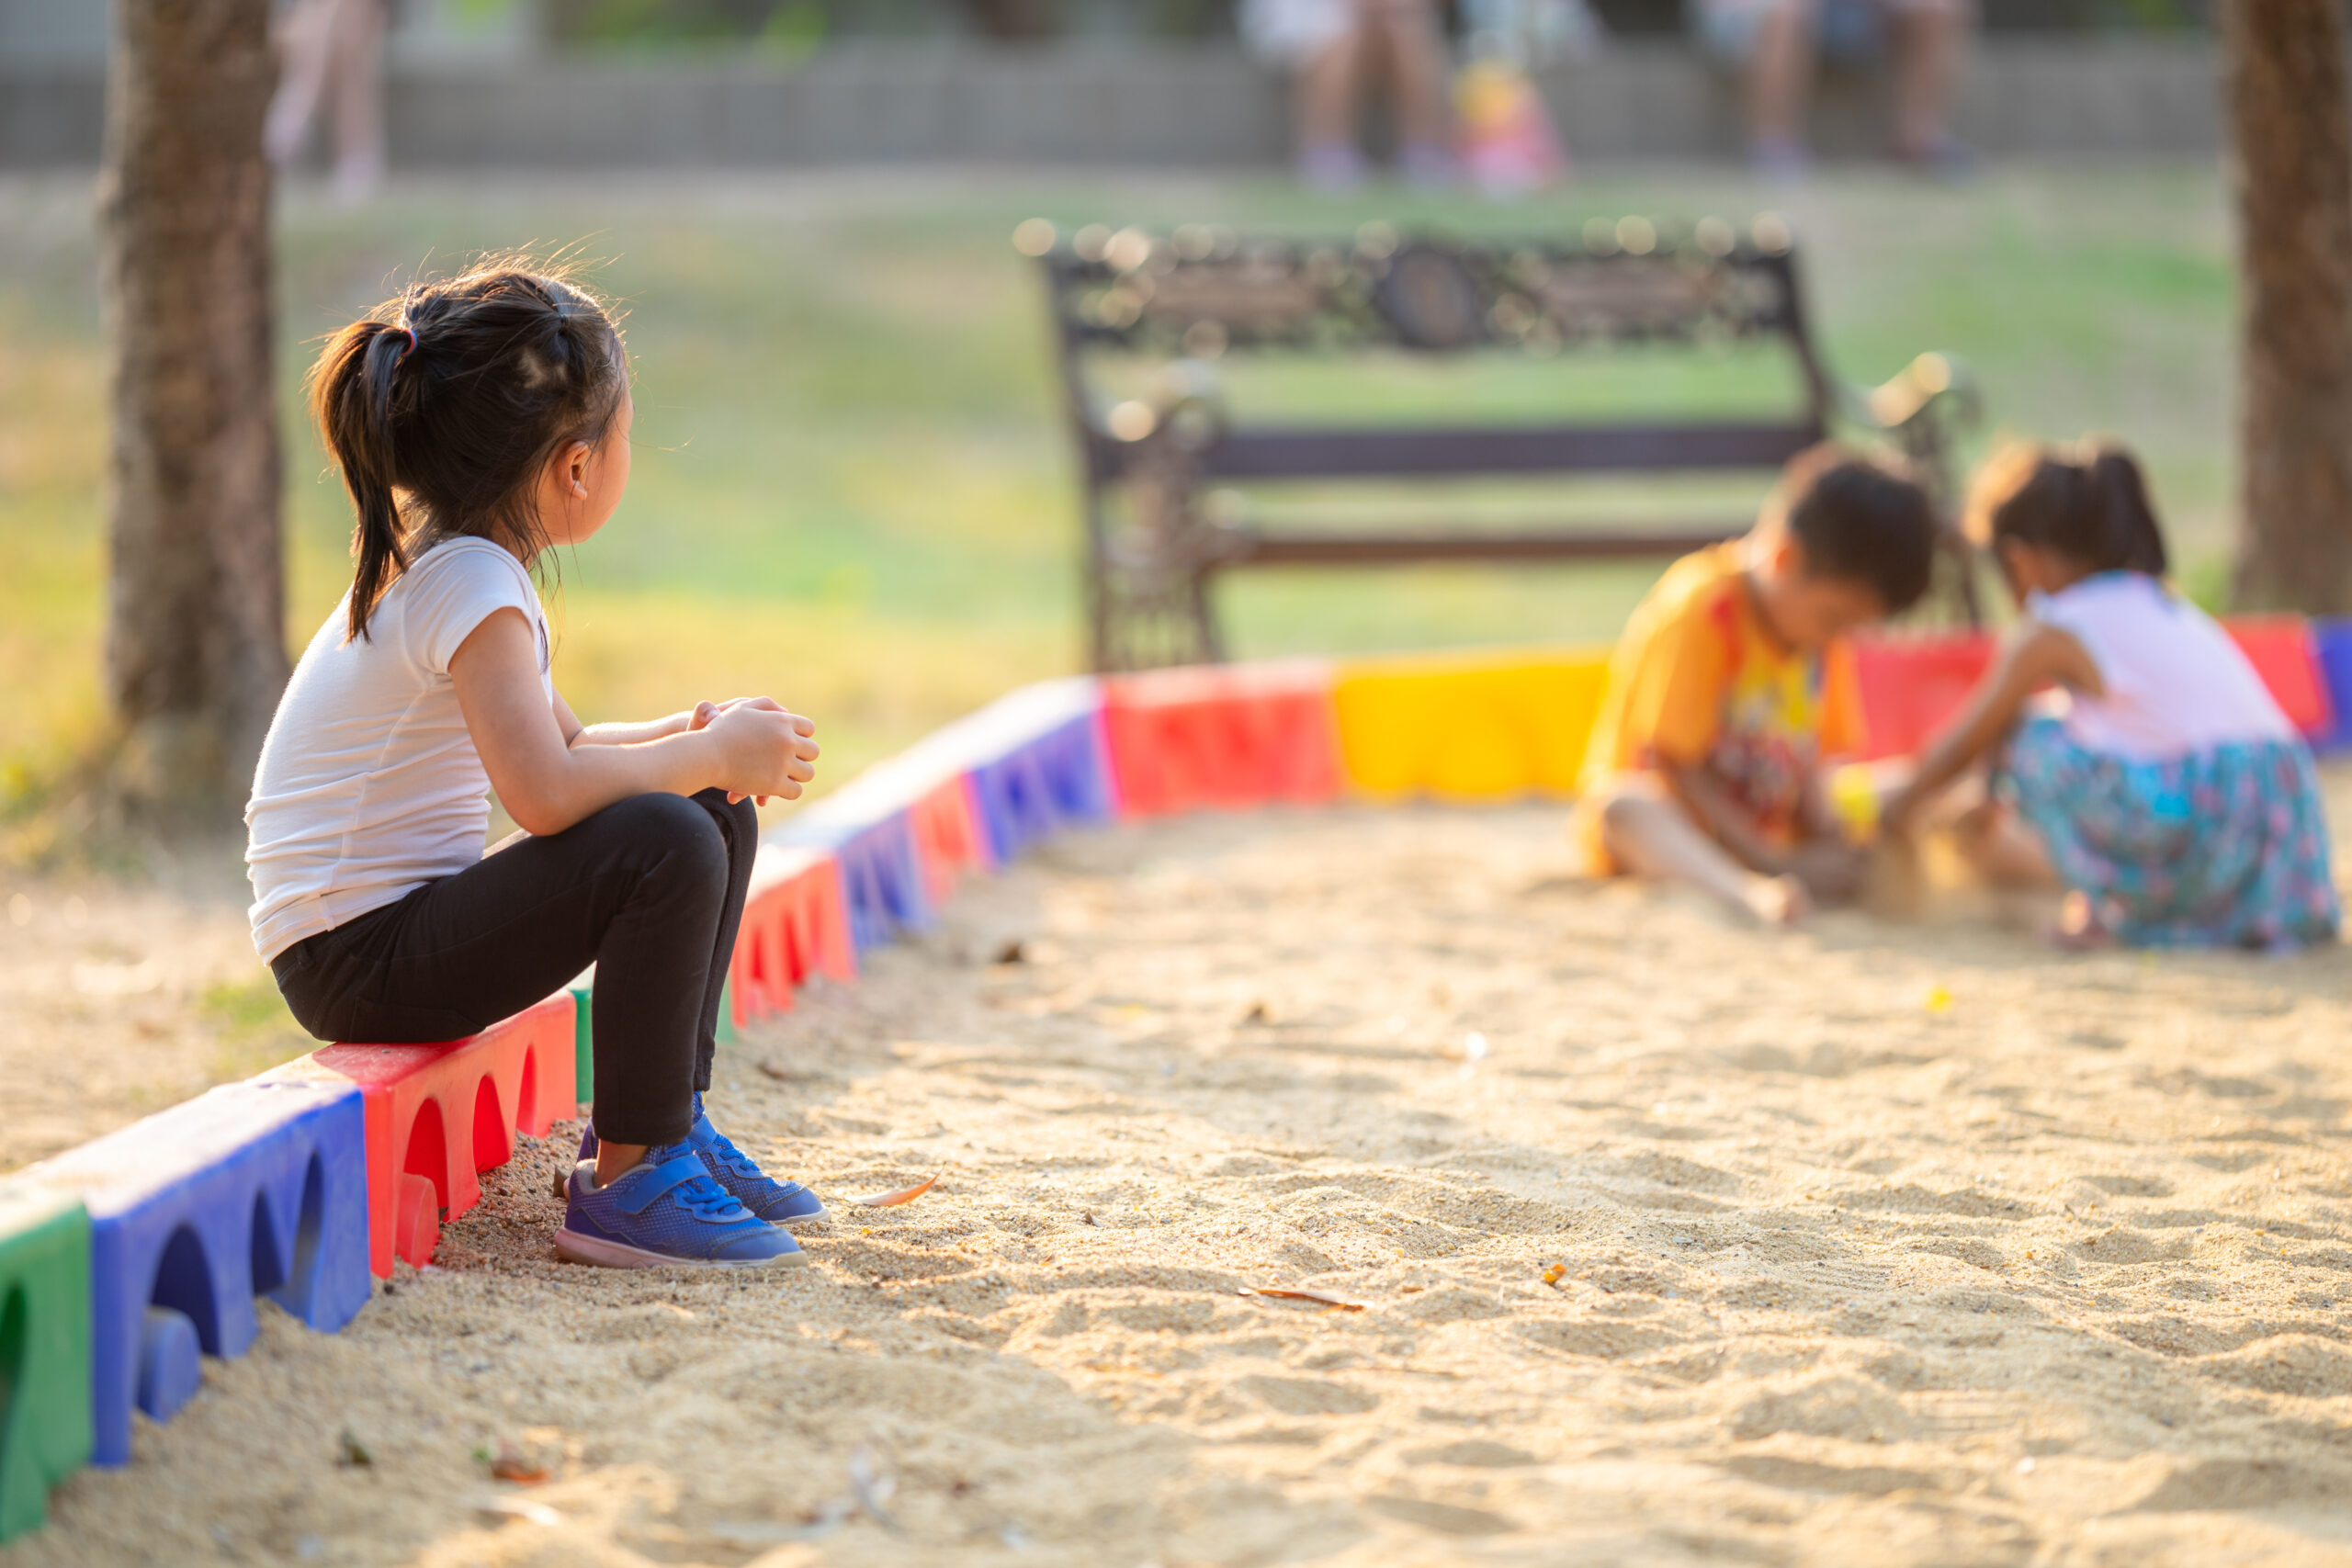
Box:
[1965,436,2172,581]
[2084,446,2168,578]
[311,318,416,641]
[304,261,628,644]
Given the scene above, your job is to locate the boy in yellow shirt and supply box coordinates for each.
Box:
[1577,445,1938,923]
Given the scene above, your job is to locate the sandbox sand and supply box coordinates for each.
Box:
[9,801,2352,1567]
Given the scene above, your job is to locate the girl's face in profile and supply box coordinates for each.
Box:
[540,389,634,551]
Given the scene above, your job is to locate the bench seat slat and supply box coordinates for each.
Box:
[1230,525,1744,567]
[1192,421,1825,479]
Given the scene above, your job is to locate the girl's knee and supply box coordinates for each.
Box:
[703,787,758,843]
[605,791,729,880]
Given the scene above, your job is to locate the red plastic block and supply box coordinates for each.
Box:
[730,847,857,1030]
[909,773,994,904]
[263,994,575,1278]
[1849,632,1994,762]
[2224,615,2334,737]
[1103,660,1343,817]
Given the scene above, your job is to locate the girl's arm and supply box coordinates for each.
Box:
[553,694,758,749]
[452,610,817,838]
[1883,619,2101,837]
[558,696,695,748]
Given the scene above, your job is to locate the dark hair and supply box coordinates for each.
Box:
[1964,439,2168,579]
[1770,443,1938,615]
[307,262,628,641]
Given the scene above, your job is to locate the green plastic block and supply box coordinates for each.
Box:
[568,979,594,1108]
[0,1185,92,1542]
[716,976,738,1046]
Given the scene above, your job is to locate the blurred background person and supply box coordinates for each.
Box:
[265,0,390,199]
[1242,0,1458,191]
[1693,0,1973,181]
[1454,0,1600,197]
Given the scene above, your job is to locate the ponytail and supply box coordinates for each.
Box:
[310,318,417,641]
[2084,446,2167,578]
[301,260,628,645]
[1964,436,2172,580]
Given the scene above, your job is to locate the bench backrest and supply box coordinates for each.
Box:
[1031,216,1836,486]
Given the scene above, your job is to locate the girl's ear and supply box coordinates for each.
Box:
[560,439,594,497]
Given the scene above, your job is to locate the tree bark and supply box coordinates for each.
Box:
[2224,0,2352,613]
[98,0,287,827]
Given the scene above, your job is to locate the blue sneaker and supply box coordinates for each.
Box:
[578,1095,827,1229]
[555,1143,805,1269]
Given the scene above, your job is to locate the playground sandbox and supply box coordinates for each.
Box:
[10,801,2352,1566]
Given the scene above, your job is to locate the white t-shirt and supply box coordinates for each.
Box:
[244,537,553,961]
[2029,571,2293,761]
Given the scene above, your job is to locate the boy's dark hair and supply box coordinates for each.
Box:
[307,261,628,641]
[1770,443,1938,614]
[1964,438,2168,579]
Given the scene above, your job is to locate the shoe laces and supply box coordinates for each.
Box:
[703,1128,780,1190]
[641,1143,747,1220]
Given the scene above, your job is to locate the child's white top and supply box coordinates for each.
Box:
[2028,570,2293,761]
[244,537,552,962]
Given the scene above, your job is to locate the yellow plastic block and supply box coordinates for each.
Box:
[1333,647,1612,800]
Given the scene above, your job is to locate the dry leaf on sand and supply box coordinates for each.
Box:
[842,1176,938,1208]
[1237,1286,1367,1312]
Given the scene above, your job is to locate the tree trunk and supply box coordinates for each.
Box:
[97,0,287,826]
[2224,0,2352,613]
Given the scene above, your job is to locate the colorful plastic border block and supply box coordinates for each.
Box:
[2314,619,2352,751]
[567,972,595,1111]
[265,994,576,1279]
[21,1079,371,1466]
[959,683,1115,863]
[1333,649,1610,798]
[0,1186,91,1540]
[784,812,931,953]
[730,845,857,1030]
[2224,615,2334,738]
[907,773,993,904]
[1102,660,1342,817]
[1848,631,1994,763]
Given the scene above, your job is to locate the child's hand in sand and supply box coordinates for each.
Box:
[696,697,820,804]
[1744,871,1812,926]
[1782,838,1870,905]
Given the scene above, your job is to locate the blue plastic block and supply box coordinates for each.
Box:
[135,1307,200,1426]
[23,1078,372,1465]
[2313,620,2352,751]
[968,709,1116,864]
[832,815,931,952]
[775,763,939,954]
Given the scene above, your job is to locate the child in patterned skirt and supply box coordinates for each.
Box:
[1885,440,2339,950]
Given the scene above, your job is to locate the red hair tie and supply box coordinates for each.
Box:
[397,325,418,360]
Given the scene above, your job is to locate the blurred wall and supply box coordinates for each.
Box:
[0,33,2224,169]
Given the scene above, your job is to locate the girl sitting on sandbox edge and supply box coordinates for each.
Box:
[1883,440,2340,951]
[244,261,826,1268]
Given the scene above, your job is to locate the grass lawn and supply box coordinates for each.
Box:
[0,161,2234,824]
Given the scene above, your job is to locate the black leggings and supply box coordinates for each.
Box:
[270,789,756,1147]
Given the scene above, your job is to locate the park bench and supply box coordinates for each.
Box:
[1022,215,1980,671]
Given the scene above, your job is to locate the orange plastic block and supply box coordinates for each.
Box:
[908,773,994,904]
[263,994,576,1278]
[729,846,857,1030]
[2224,615,2334,737]
[1102,660,1342,817]
[1848,632,1995,762]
